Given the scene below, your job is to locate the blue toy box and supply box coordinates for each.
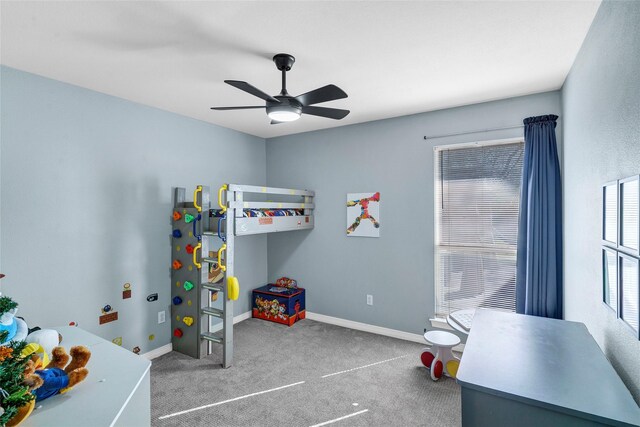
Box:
[252,284,305,326]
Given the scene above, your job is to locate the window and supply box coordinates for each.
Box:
[434,140,524,318]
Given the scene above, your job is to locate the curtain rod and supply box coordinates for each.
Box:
[423,124,524,141]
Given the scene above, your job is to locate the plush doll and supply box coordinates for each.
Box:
[23,346,91,401]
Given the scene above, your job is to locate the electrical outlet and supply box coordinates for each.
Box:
[366,294,373,306]
[158,311,166,324]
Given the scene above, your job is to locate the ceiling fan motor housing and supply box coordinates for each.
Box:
[273,53,296,71]
[267,96,302,121]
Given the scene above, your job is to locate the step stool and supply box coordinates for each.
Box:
[421,330,461,381]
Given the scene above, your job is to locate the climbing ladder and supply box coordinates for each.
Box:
[171,185,237,368]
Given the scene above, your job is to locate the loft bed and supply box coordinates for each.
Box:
[170,184,314,368]
[210,184,315,236]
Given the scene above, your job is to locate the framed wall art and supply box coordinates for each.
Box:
[346,192,380,237]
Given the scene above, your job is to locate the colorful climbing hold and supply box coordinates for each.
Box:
[187,300,192,306]
[184,214,195,223]
[172,229,182,238]
[173,211,182,221]
[182,316,194,327]
[183,281,194,291]
[148,334,155,341]
[172,296,183,305]
[172,260,183,270]
[173,328,183,338]
[185,244,194,254]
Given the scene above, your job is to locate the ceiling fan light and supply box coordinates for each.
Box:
[266,101,302,122]
[267,109,301,122]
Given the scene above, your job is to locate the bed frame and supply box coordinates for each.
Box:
[171,184,314,367]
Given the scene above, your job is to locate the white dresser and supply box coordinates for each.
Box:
[22,326,151,427]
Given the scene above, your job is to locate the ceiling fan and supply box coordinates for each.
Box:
[211,53,350,124]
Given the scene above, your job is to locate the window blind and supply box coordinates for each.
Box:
[434,141,524,317]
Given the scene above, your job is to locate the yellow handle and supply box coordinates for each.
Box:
[193,185,203,212]
[192,243,202,269]
[217,243,227,272]
[218,184,228,213]
[227,276,240,301]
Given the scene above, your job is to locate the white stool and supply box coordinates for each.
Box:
[421,330,461,381]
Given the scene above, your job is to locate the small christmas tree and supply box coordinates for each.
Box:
[0,302,35,426]
[0,298,17,318]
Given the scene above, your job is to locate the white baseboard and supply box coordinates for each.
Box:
[142,343,172,360]
[429,317,455,331]
[307,312,465,352]
[233,310,252,324]
[143,311,464,360]
[210,310,252,332]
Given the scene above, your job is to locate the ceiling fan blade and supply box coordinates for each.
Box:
[224,80,280,103]
[295,84,348,106]
[302,106,350,120]
[210,106,265,110]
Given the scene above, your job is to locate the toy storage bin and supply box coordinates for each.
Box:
[252,285,305,326]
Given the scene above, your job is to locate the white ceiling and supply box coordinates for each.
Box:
[1,1,600,139]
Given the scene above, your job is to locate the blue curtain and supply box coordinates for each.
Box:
[516,115,563,319]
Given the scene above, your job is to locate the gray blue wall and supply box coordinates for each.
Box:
[0,66,267,354]
[266,92,562,336]
[562,0,640,402]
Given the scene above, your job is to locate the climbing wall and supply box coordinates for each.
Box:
[171,190,209,358]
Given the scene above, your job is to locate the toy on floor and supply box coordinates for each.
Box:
[420,330,460,381]
[23,346,91,402]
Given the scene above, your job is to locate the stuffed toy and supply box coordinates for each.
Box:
[275,277,298,289]
[23,346,91,401]
[24,329,63,356]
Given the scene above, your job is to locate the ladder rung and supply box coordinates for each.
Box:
[203,283,224,292]
[202,231,217,237]
[201,332,223,344]
[202,257,217,263]
[201,307,224,318]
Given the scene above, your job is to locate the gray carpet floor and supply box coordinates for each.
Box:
[151,319,461,427]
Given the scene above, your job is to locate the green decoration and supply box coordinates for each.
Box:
[0,297,18,317]
[0,339,35,426]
